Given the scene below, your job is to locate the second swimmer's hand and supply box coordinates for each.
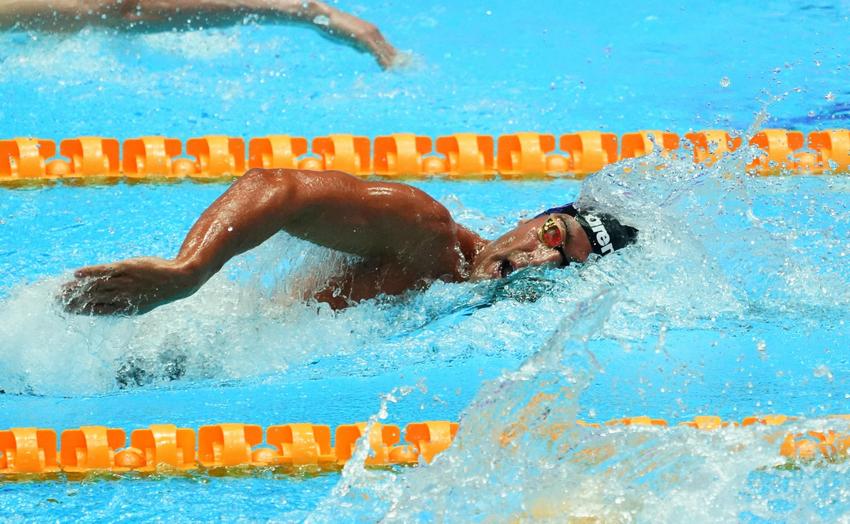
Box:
[318,5,398,69]
[357,23,398,69]
[59,257,199,316]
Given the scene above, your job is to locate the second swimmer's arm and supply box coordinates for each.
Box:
[134,0,398,68]
[292,0,398,69]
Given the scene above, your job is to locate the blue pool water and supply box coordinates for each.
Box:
[2,0,850,521]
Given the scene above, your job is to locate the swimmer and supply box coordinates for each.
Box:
[61,168,638,314]
[0,0,398,68]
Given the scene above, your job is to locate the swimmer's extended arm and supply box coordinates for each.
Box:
[61,169,463,315]
[0,1,397,68]
[132,0,398,68]
[282,0,398,69]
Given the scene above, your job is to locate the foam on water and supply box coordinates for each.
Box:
[139,28,244,60]
[1,0,849,519]
[1,145,848,402]
[306,293,775,522]
[300,147,850,522]
[2,30,111,74]
[0,139,848,518]
[4,1,847,140]
[1,29,849,499]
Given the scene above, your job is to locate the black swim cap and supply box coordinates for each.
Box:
[536,203,638,256]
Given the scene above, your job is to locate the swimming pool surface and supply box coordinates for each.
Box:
[2,1,850,522]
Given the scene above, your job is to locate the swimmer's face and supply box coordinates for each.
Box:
[469,214,591,280]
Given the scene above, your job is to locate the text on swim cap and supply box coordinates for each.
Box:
[583,214,613,255]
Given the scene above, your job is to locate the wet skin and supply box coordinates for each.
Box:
[61,169,593,314]
[0,0,398,68]
[469,214,592,281]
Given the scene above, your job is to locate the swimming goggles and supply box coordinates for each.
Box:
[537,215,570,266]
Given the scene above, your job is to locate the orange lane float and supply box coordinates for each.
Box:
[620,130,680,159]
[435,133,496,178]
[559,131,618,177]
[372,133,434,177]
[497,132,561,178]
[747,129,806,175]
[808,129,850,173]
[780,430,850,462]
[248,135,309,171]
[185,136,245,178]
[59,426,127,473]
[128,424,197,471]
[0,420,464,477]
[59,137,121,179]
[0,428,60,474]
[404,421,459,464]
[0,138,56,180]
[311,134,371,176]
[3,129,850,184]
[4,415,850,478]
[741,414,795,427]
[265,424,336,466]
[685,130,743,165]
[334,423,404,465]
[605,416,668,428]
[679,415,730,430]
[122,137,183,178]
[198,423,263,468]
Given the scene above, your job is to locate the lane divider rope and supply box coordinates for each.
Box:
[2,415,848,477]
[1,129,848,183]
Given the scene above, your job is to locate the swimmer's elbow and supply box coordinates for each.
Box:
[289,0,329,19]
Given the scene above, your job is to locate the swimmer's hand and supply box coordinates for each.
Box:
[59,258,199,315]
[362,25,398,69]
[315,5,398,69]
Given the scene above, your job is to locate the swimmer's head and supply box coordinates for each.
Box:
[572,212,639,257]
[469,203,638,280]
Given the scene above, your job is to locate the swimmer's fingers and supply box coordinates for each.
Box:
[73,264,123,279]
[63,292,138,316]
[85,301,136,316]
[69,301,132,316]
[365,31,397,69]
[373,40,397,69]
[64,277,120,295]
[342,18,397,69]
[61,258,185,315]
[59,275,138,315]
[58,278,91,308]
[59,274,110,301]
